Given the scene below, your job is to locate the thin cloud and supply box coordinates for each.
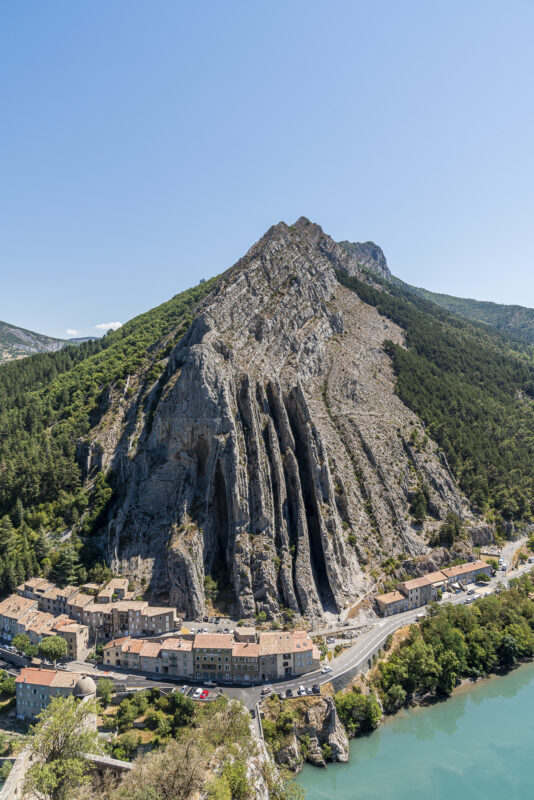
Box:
[95,321,123,331]
[66,328,79,336]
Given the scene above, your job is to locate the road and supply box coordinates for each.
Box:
[63,539,529,710]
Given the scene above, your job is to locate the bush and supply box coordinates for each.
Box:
[1,677,16,697]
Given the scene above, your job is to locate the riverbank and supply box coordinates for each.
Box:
[298,659,534,799]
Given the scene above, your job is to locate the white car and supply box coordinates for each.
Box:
[297,685,306,696]
[192,688,202,700]
[321,665,332,674]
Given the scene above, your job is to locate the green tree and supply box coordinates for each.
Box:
[38,636,68,664]
[53,546,78,587]
[23,695,100,800]
[1,676,15,696]
[96,677,114,708]
[12,633,32,655]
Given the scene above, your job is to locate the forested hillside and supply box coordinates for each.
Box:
[336,269,534,529]
[407,286,534,345]
[0,279,216,591]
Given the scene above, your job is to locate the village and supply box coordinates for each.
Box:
[0,557,499,728]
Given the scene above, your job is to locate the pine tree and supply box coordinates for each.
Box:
[0,517,16,559]
[53,546,78,587]
[2,563,16,595]
[34,528,50,563]
[11,498,24,529]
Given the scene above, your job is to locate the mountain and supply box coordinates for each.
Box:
[405,287,534,345]
[0,320,66,362]
[2,218,534,621]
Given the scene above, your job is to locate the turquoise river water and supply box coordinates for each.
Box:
[298,662,534,800]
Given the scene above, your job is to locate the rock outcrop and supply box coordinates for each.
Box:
[272,696,349,769]
[83,217,473,620]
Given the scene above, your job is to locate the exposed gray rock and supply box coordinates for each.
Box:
[82,218,474,620]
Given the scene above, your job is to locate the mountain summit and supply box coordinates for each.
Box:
[82,218,469,620]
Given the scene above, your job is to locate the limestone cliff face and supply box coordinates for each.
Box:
[83,217,471,621]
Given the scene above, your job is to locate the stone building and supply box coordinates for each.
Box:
[15,668,96,720]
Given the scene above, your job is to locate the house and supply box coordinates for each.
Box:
[258,631,319,681]
[15,668,96,719]
[441,560,492,586]
[52,619,90,660]
[38,586,80,616]
[159,637,194,678]
[65,593,94,623]
[231,641,259,682]
[0,596,38,641]
[16,578,55,601]
[193,634,234,681]
[375,590,409,617]
[397,570,448,609]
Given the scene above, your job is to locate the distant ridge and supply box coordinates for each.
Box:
[0,320,66,362]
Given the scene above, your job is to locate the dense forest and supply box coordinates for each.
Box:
[0,279,216,590]
[336,269,534,527]
[375,570,534,711]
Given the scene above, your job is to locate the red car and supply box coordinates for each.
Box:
[200,689,209,700]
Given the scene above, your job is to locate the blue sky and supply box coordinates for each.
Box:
[2,1,534,339]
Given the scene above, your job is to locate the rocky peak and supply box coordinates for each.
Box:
[87,218,470,622]
[338,239,391,281]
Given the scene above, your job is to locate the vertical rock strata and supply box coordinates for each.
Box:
[95,218,469,620]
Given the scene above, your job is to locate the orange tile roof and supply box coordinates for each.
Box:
[24,611,57,635]
[375,590,407,604]
[16,668,56,686]
[441,560,489,579]
[16,667,81,689]
[194,633,234,650]
[125,638,145,654]
[258,631,313,655]
[67,593,94,609]
[232,642,259,658]
[160,638,193,652]
[401,570,447,590]
[103,636,130,650]
[139,642,162,658]
[51,671,80,688]
[0,595,37,620]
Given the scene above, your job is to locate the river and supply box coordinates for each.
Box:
[299,662,534,799]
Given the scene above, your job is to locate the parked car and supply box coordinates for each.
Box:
[297,685,306,696]
[285,688,294,698]
[192,688,202,700]
[179,685,188,694]
[261,686,272,696]
[467,588,475,595]
[200,689,209,700]
[312,684,320,695]
[305,687,313,695]
[326,637,336,644]
[321,665,332,674]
